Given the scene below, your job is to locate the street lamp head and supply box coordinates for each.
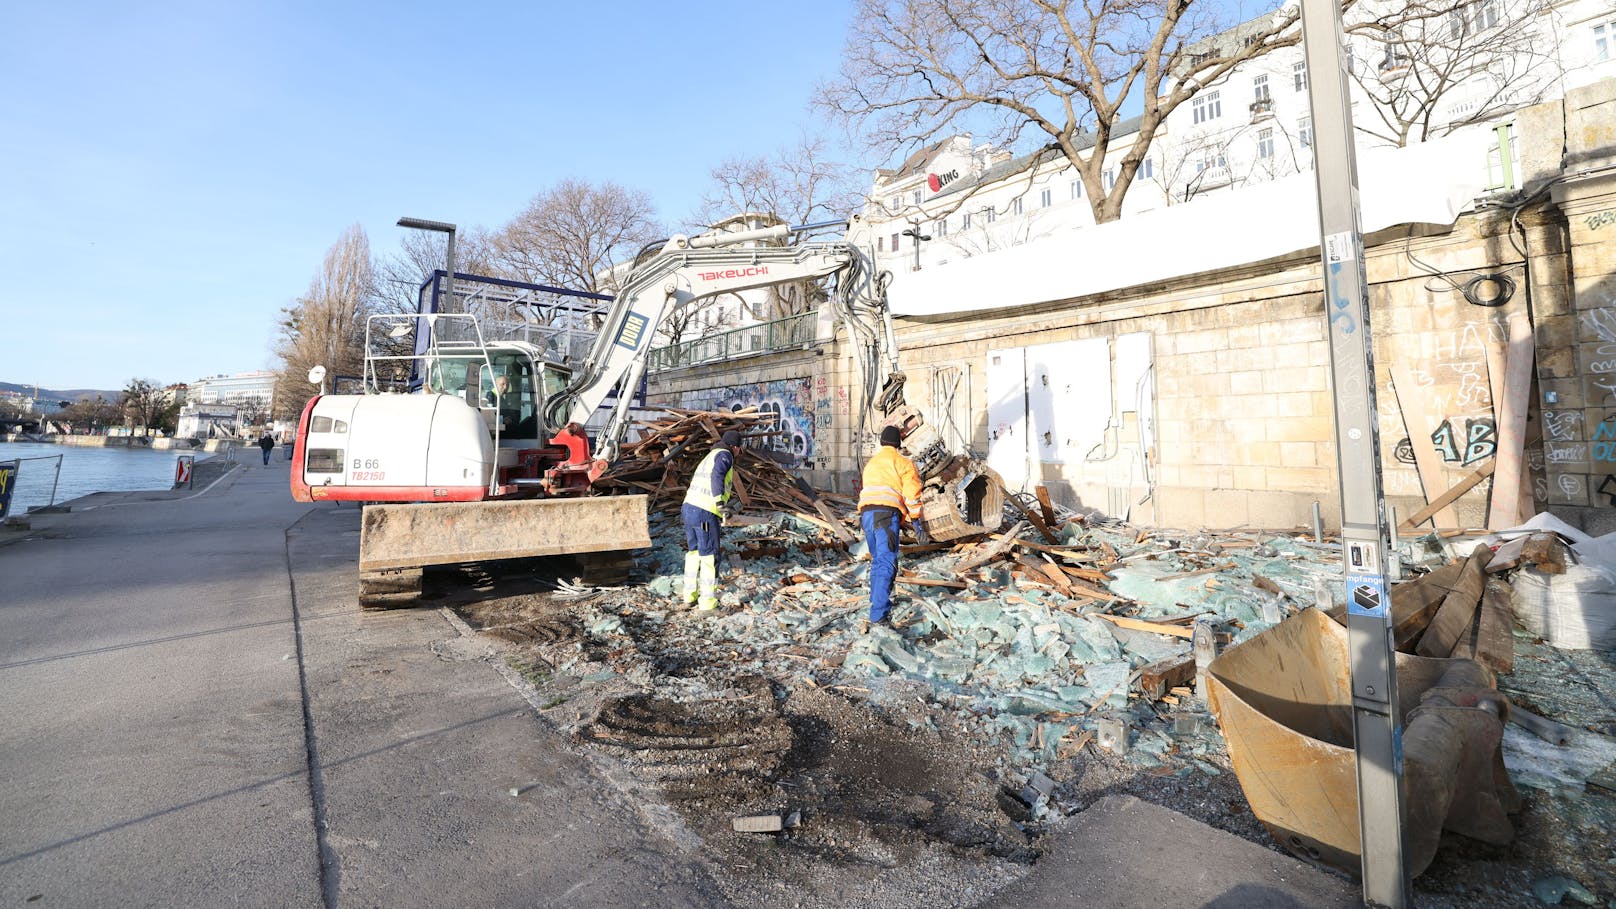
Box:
[397,217,457,233]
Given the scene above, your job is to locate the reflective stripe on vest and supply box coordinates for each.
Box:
[684,448,731,515]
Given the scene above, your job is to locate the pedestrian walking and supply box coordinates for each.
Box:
[681,430,739,610]
[258,432,275,466]
[858,425,923,630]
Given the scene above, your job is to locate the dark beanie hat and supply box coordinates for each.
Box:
[720,430,741,449]
[880,425,902,447]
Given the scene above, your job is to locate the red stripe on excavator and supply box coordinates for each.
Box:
[289,396,319,503]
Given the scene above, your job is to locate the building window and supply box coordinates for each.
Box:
[877,235,885,252]
[1257,127,1274,159]
[1195,154,1226,173]
[912,189,922,205]
[1596,21,1614,61]
[1140,157,1154,180]
[1253,74,1270,102]
[1039,188,1052,208]
[1102,168,1115,191]
[1294,61,1307,92]
[889,195,900,212]
[1070,180,1083,200]
[1011,197,1023,215]
[1192,90,1222,124]
[961,211,972,230]
[934,218,948,238]
[1299,116,1313,148]
[890,232,900,250]
[1487,122,1518,190]
[984,207,997,224]
[1447,1,1503,40]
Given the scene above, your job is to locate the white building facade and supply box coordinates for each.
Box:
[860,0,1616,274]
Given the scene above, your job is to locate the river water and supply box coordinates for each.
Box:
[0,442,192,514]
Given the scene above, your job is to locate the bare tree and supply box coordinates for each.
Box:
[691,136,866,323]
[1345,0,1557,146]
[273,224,375,420]
[819,0,1302,224]
[121,378,168,432]
[491,179,662,295]
[58,395,121,433]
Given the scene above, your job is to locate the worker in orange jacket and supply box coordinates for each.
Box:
[858,425,923,628]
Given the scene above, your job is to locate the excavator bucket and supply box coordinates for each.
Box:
[356,494,652,608]
[1207,607,1519,879]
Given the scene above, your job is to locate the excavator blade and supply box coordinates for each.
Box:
[356,495,651,607]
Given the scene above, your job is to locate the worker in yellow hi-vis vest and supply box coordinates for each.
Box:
[681,430,740,610]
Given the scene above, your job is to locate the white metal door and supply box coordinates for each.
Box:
[986,347,1030,490]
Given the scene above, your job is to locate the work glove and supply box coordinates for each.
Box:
[914,523,931,546]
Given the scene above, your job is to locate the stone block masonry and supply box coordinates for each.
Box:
[643,87,1616,532]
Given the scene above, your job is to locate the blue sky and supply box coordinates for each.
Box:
[0,0,859,391]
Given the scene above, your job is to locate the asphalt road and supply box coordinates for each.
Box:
[0,457,721,907]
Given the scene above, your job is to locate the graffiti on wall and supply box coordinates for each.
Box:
[681,378,817,462]
[1394,417,1497,467]
[1431,417,1496,465]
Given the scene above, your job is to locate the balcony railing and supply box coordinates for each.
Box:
[647,312,819,372]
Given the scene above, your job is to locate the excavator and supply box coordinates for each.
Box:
[290,218,907,606]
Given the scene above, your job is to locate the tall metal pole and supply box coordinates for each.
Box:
[1298,0,1408,905]
[444,228,457,314]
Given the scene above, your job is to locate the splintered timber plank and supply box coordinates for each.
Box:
[1390,558,1469,650]
[1488,312,1535,529]
[1391,362,1461,529]
[1090,613,1195,639]
[1416,544,1493,657]
[1136,655,1196,700]
[1473,579,1515,674]
[1035,485,1057,528]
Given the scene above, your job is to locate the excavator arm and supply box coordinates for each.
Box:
[549,222,902,462]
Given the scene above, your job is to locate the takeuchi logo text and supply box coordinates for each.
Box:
[698,266,770,281]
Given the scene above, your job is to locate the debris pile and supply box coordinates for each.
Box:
[594,408,834,519]
[444,464,1616,905]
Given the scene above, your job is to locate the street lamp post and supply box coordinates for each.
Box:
[397,217,458,314]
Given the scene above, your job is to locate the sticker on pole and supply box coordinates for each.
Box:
[175,455,194,488]
[1347,575,1388,617]
[1345,539,1378,574]
[1325,231,1357,264]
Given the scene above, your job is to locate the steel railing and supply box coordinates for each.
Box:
[647,312,819,372]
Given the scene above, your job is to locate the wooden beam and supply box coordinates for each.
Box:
[999,480,1059,543]
[956,521,1028,572]
[1416,544,1493,657]
[1391,362,1461,528]
[897,573,967,590]
[1475,579,1515,674]
[1035,485,1057,528]
[1488,312,1535,529]
[1136,655,1196,700]
[1089,613,1196,639]
[1398,460,1495,533]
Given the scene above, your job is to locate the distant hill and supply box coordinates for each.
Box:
[0,382,122,407]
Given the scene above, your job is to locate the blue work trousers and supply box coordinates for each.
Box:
[861,506,901,623]
[682,503,721,556]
